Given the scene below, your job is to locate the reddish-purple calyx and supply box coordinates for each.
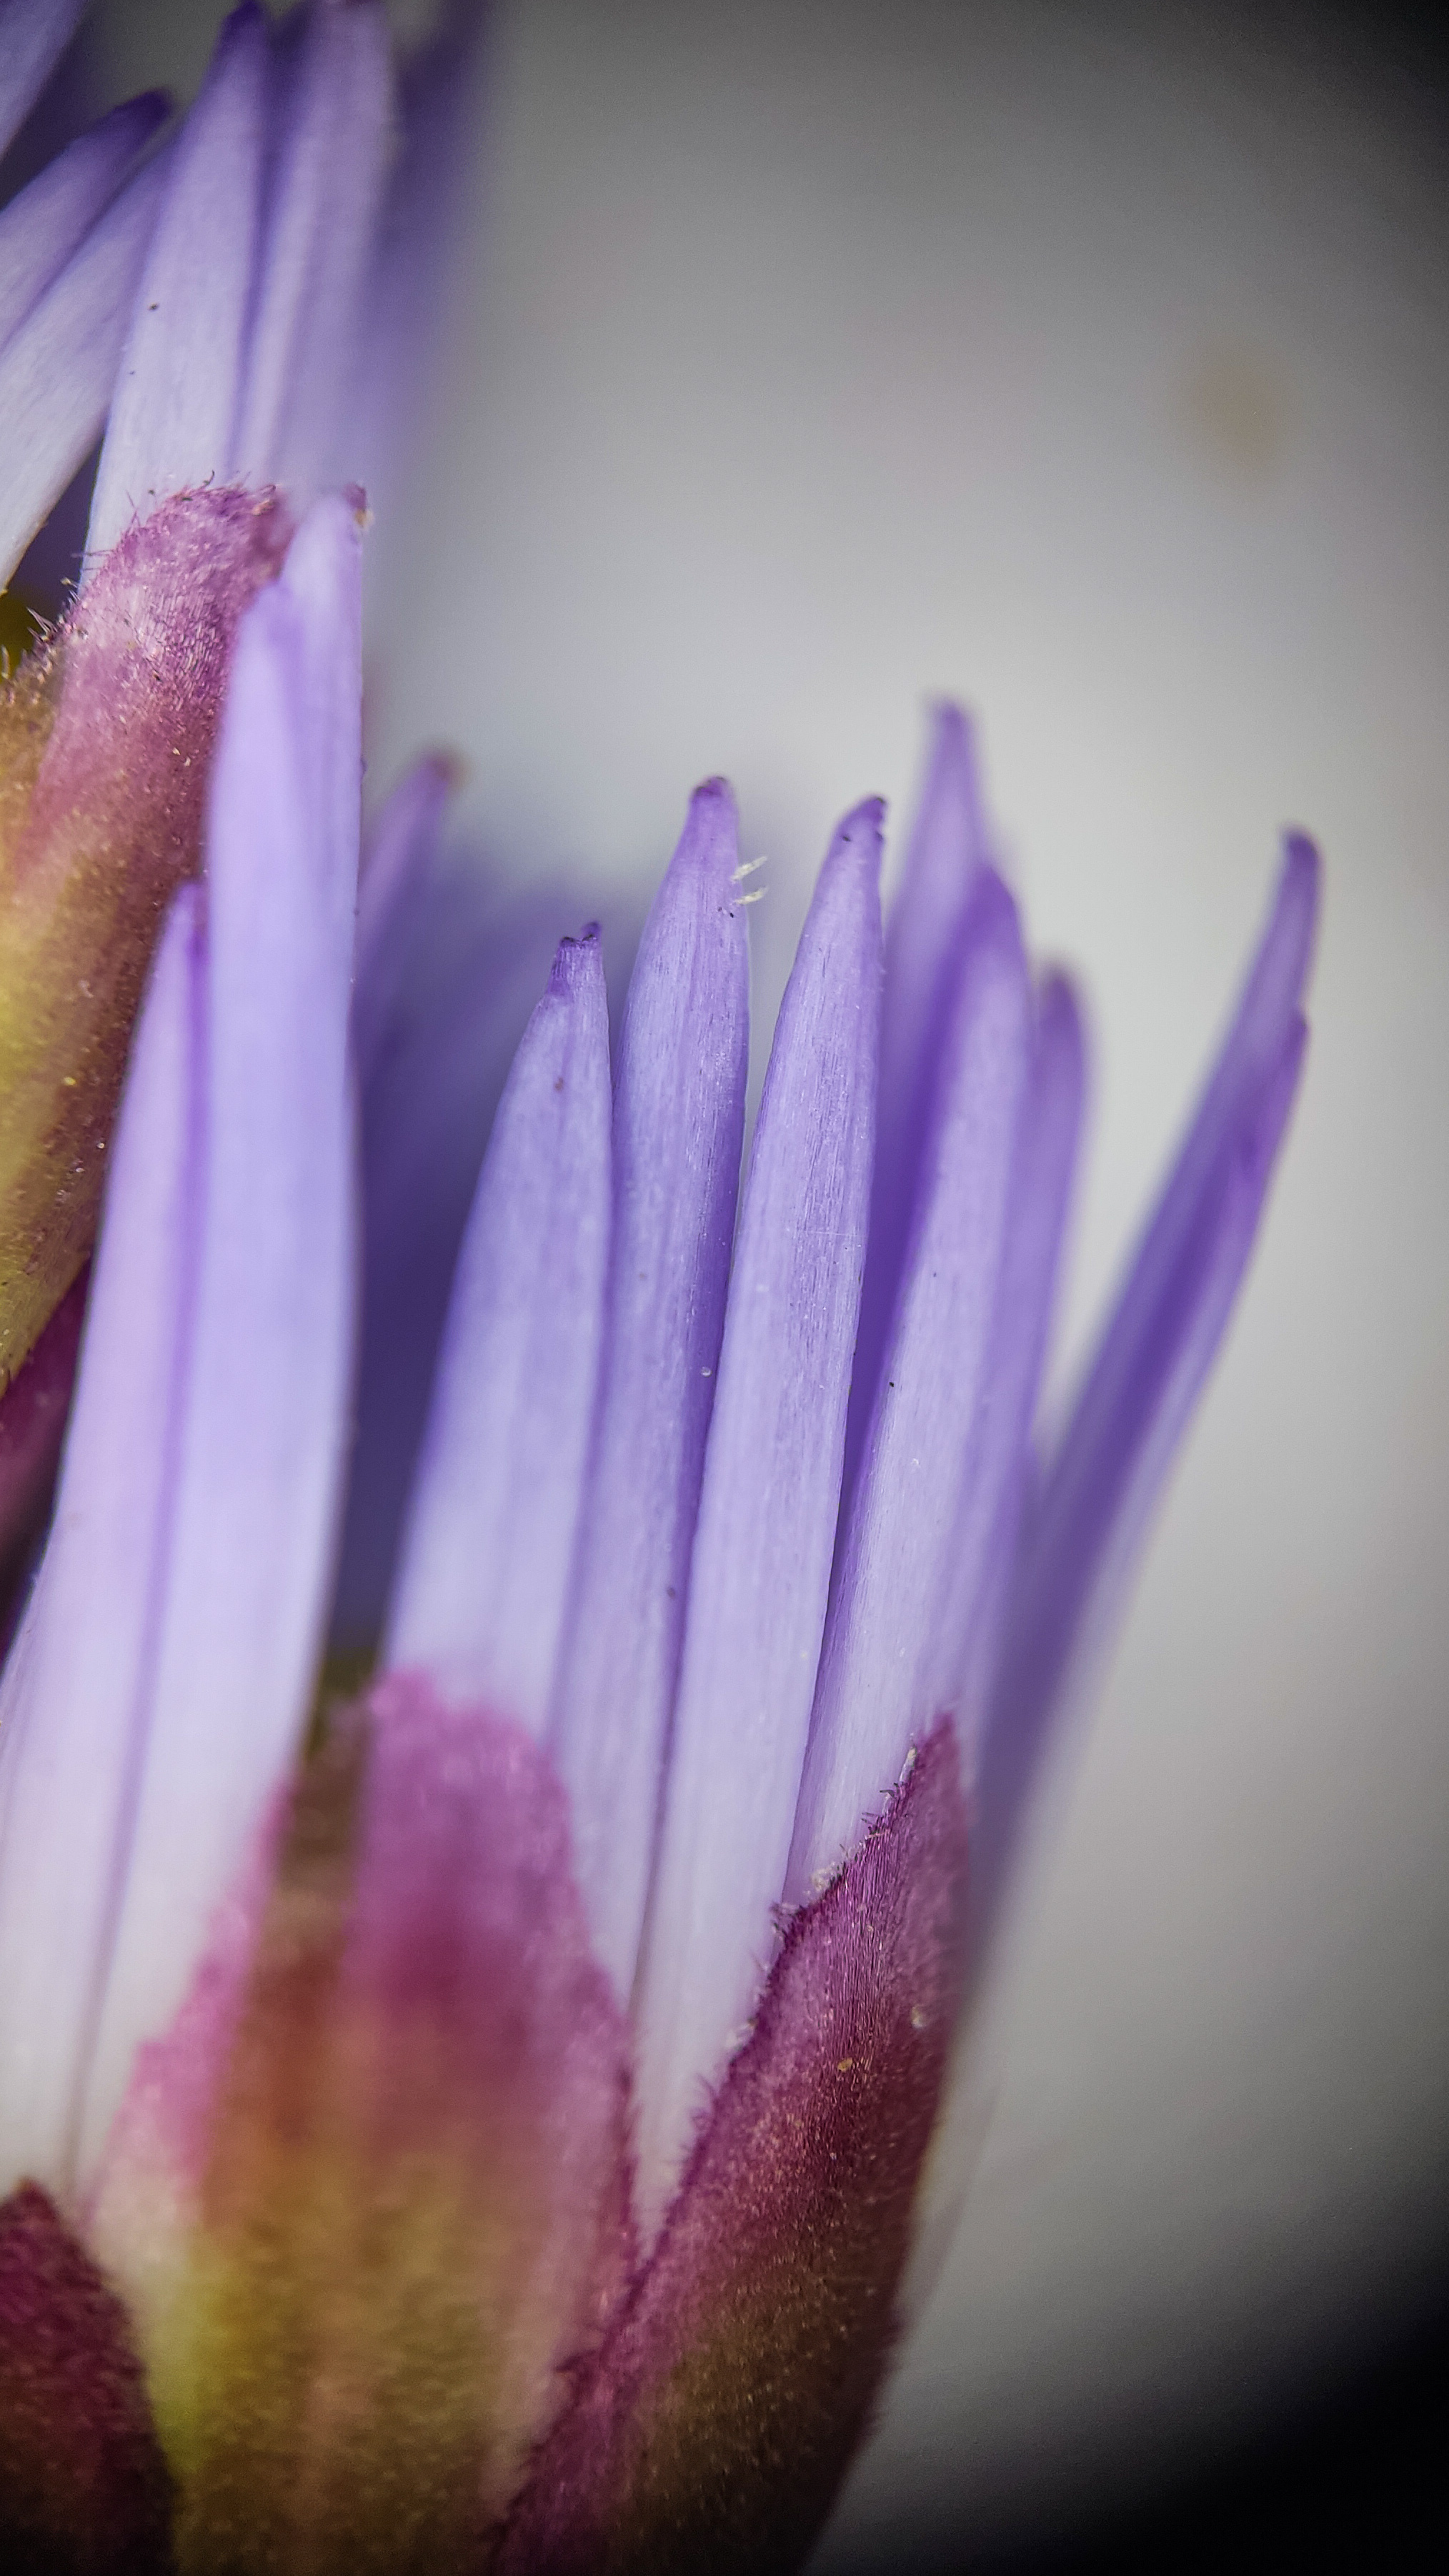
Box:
[501,1721,967,2576]
[0,2180,173,2574]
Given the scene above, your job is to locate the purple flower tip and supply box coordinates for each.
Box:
[679,776,741,882]
[549,925,605,998]
[837,791,888,843]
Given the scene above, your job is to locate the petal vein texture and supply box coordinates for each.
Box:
[72,497,363,2187]
[389,930,612,1734]
[230,0,393,503]
[0,0,87,162]
[789,866,1033,1895]
[973,835,1320,1941]
[550,780,750,1999]
[632,797,883,2225]
[0,893,204,2199]
[0,90,169,359]
[0,151,167,590]
[87,1,268,557]
[844,702,990,1505]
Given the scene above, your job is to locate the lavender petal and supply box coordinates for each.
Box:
[950,968,1087,1749]
[972,842,1318,1943]
[632,800,883,2222]
[332,870,564,1652]
[87,4,267,558]
[549,780,749,1998]
[387,932,612,1737]
[0,891,203,2201]
[844,703,990,1506]
[353,752,454,1075]
[0,0,86,161]
[787,867,1033,1899]
[0,151,166,589]
[1068,834,1318,1456]
[346,2,488,539]
[72,498,362,2184]
[230,0,392,502]
[0,91,168,357]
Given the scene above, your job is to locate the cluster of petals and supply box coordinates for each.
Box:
[0,6,1319,2570]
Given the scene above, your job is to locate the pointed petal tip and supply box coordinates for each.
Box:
[671,775,740,888]
[1253,827,1322,1026]
[113,85,172,132]
[822,795,887,898]
[837,790,887,842]
[921,698,987,809]
[548,922,604,998]
[687,772,737,830]
[927,695,972,743]
[282,487,365,589]
[1281,825,1323,915]
[1037,963,1085,1042]
[419,745,465,795]
[968,857,1027,964]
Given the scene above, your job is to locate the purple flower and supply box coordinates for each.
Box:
[0,7,1319,2570]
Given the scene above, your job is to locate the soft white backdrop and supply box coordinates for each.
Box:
[95,1,1449,2557]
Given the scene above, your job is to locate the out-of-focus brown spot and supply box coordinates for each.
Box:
[1176,340,1295,484]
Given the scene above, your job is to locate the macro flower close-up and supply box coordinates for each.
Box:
[0,4,1444,2572]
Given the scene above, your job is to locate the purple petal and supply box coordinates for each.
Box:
[346,3,487,537]
[0,151,167,588]
[973,840,1320,1942]
[1073,832,1318,1443]
[632,799,883,2223]
[500,1723,967,2576]
[230,0,392,501]
[387,933,612,1736]
[334,859,569,1651]
[86,5,268,557]
[0,1266,87,1595]
[352,752,454,1074]
[0,0,87,161]
[950,968,1087,1740]
[787,867,1033,1899]
[0,90,168,357]
[72,498,362,2184]
[549,781,750,1997]
[0,892,204,2201]
[844,704,989,1508]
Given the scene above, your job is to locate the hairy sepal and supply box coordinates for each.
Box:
[0,484,292,1385]
[94,1675,633,2576]
[502,1722,968,2576]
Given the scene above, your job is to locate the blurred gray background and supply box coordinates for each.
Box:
[86,0,1449,2560]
